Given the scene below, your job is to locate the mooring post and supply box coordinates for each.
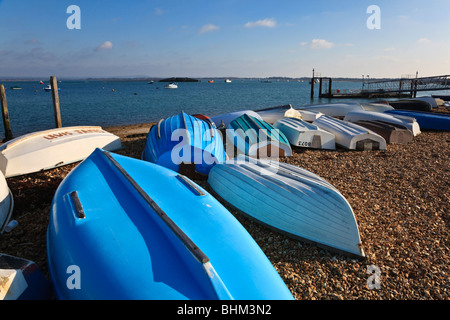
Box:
[50,76,62,128]
[0,84,14,141]
[318,78,323,98]
[328,78,333,98]
[310,68,315,99]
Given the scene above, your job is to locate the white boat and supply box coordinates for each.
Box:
[224,79,232,83]
[360,103,394,112]
[255,104,302,124]
[43,85,52,92]
[298,102,363,118]
[208,155,365,257]
[296,109,324,122]
[164,83,178,89]
[210,110,263,129]
[343,110,421,136]
[0,171,13,234]
[274,117,335,150]
[313,115,386,150]
[0,126,122,178]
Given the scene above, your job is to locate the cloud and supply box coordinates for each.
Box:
[95,41,113,52]
[155,8,164,15]
[245,18,276,28]
[301,39,334,49]
[198,24,219,34]
[418,38,432,44]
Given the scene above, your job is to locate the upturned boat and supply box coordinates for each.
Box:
[142,112,226,175]
[210,110,263,129]
[313,115,386,150]
[208,155,365,258]
[274,117,335,150]
[227,114,292,158]
[344,110,421,136]
[255,104,302,124]
[0,171,13,234]
[0,126,122,178]
[385,110,450,131]
[47,149,294,300]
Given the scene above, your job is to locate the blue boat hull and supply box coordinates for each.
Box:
[47,149,293,300]
[143,112,226,175]
[385,110,450,131]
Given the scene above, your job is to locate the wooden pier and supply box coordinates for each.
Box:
[310,73,450,99]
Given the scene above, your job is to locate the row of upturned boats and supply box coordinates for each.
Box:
[0,95,449,300]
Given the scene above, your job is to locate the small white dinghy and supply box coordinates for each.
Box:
[295,109,324,122]
[254,104,302,124]
[274,117,336,150]
[343,110,421,136]
[208,155,365,257]
[0,126,122,178]
[0,171,13,234]
[210,110,263,129]
[313,115,386,151]
[298,102,363,118]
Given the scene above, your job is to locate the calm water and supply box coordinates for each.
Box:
[0,79,447,137]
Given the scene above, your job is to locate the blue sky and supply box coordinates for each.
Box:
[0,0,449,78]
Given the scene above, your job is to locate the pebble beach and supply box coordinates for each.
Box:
[0,120,449,300]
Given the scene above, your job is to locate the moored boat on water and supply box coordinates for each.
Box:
[47,149,294,300]
[0,126,122,178]
[274,117,335,150]
[208,155,365,258]
[313,115,386,151]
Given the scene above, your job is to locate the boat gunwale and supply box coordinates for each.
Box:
[102,151,210,265]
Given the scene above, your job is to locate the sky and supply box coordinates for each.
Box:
[0,0,449,79]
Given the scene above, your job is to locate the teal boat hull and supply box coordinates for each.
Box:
[47,149,293,300]
[227,114,292,158]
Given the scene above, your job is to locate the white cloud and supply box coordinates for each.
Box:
[155,8,164,15]
[301,39,334,49]
[198,24,219,34]
[418,38,432,44]
[95,41,113,52]
[245,18,276,28]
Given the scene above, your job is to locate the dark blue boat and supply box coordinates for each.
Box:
[143,112,226,175]
[385,110,450,131]
[47,149,294,300]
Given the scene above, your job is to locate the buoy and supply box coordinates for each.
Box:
[112,89,115,92]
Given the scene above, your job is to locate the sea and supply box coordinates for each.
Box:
[0,79,447,138]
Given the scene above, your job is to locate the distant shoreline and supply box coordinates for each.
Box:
[0,77,385,82]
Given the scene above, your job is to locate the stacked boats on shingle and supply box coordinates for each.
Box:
[47,149,294,300]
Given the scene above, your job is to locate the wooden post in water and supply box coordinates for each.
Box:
[310,68,315,99]
[328,78,333,98]
[0,84,14,141]
[318,78,323,98]
[50,76,62,128]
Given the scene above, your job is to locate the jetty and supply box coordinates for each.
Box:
[310,71,450,99]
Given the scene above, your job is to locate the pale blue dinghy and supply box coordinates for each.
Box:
[47,149,293,300]
[142,112,226,175]
[208,155,365,258]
